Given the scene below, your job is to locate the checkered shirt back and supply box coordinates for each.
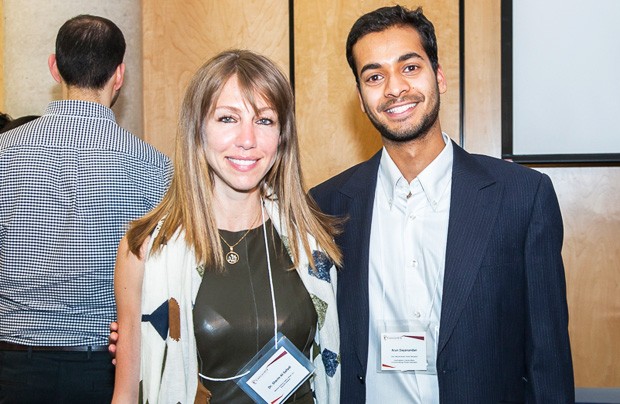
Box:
[0,100,172,346]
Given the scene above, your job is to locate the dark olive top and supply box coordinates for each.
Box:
[193,220,316,403]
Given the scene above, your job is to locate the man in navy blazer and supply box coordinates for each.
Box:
[310,5,574,403]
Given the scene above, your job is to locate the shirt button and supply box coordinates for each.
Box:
[409,214,416,220]
[414,311,421,318]
[412,259,418,268]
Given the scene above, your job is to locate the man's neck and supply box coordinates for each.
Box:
[63,85,110,107]
[383,128,446,182]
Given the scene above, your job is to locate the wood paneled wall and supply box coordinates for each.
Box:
[142,1,289,158]
[142,0,619,388]
[552,167,620,386]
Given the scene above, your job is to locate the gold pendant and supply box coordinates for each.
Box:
[226,250,240,265]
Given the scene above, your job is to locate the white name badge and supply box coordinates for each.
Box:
[380,332,427,371]
[237,333,314,404]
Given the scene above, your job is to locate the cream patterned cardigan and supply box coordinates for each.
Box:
[139,198,340,403]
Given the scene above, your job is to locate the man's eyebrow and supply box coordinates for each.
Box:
[399,52,423,63]
[359,63,381,76]
[359,52,425,76]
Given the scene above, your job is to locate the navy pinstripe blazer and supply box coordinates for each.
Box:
[310,142,574,404]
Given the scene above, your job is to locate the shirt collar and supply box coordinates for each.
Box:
[45,100,117,122]
[378,133,454,211]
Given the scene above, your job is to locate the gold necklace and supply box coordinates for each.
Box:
[219,221,257,265]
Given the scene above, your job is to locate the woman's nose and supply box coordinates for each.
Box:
[235,121,257,149]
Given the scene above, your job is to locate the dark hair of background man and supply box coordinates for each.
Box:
[55,14,126,89]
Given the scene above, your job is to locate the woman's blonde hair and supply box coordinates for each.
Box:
[126,49,341,270]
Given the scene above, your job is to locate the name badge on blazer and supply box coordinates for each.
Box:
[376,319,439,375]
[381,332,427,371]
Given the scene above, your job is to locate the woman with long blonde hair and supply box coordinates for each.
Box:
[112,50,341,403]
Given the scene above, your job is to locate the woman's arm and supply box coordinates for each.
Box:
[111,236,148,403]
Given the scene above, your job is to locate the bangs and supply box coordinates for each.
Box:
[235,70,279,116]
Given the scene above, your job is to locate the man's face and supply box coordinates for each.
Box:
[352,25,447,143]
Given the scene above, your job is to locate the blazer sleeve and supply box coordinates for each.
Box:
[524,174,575,403]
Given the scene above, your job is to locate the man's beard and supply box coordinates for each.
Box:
[364,88,440,143]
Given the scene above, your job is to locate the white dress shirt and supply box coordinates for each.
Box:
[366,134,453,403]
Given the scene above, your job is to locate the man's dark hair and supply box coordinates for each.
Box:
[0,113,12,130]
[55,14,126,89]
[0,115,40,133]
[346,5,439,85]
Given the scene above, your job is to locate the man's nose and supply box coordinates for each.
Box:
[385,74,410,98]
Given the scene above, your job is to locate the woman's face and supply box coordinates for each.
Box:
[204,75,280,200]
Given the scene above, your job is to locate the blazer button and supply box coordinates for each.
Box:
[357,374,365,384]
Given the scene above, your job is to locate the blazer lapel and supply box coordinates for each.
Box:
[337,151,381,370]
[438,144,503,355]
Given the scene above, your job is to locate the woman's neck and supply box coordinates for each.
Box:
[213,192,263,232]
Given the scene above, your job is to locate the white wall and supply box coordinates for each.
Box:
[512,0,620,156]
[2,0,143,136]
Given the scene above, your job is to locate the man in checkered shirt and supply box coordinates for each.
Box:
[0,15,171,402]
